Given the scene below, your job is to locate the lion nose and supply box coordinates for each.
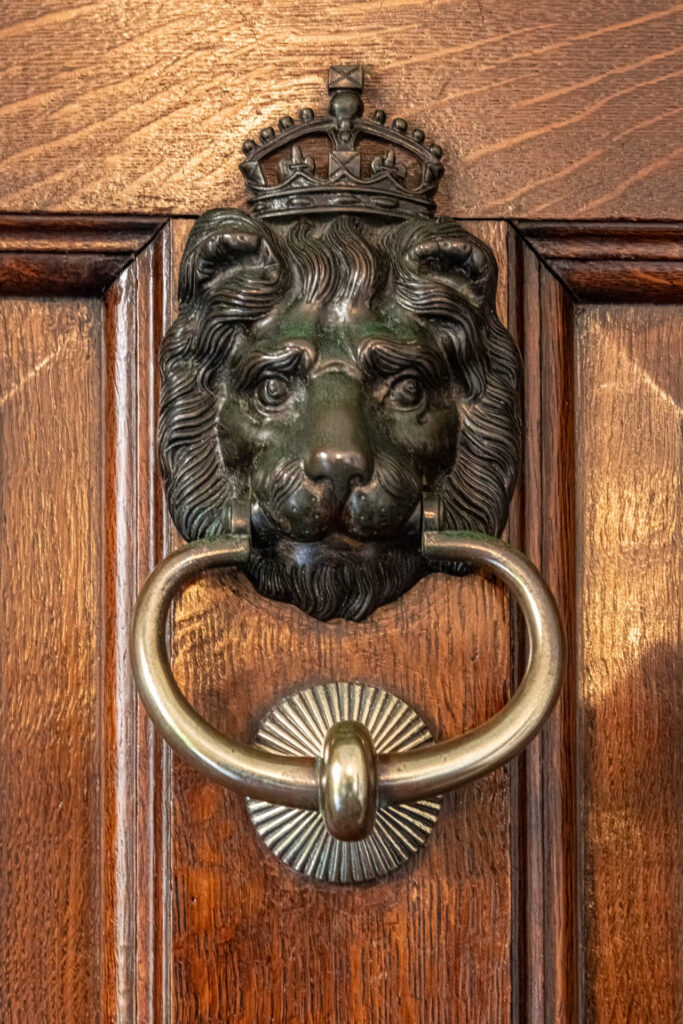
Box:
[306,444,372,497]
[303,375,373,499]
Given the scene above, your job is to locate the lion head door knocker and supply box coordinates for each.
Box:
[131,65,563,883]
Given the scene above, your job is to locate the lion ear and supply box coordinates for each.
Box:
[178,209,278,305]
[405,235,495,307]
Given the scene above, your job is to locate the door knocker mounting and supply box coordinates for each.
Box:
[132,65,563,883]
[159,62,521,621]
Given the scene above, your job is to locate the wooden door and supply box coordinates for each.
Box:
[1,5,680,1022]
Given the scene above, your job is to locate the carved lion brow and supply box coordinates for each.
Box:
[358,339,449,385]
[231,345,313,389]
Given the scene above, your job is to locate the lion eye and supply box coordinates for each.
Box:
[256,375,291,408]
[387,375,423,409]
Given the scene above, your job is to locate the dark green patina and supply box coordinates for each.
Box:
[157,67,521,619]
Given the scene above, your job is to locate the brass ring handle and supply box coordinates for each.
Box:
[130,520,564,817]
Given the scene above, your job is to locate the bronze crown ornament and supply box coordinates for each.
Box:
[131,65,563,884]
[158,64,522,621]
[240,64,444,219]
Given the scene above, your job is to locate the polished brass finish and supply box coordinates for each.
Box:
[320,721,377,841]
[130,504,564,818]
[246,682,441,883]
[398,526,564,800]
[131,534,317,808]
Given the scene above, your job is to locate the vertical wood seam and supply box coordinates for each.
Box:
[98,223,172,1024]
[508,223,581,1024]
[101,258,138,1023]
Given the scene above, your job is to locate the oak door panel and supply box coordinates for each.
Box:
[512,224,682,1023]
[1,218,680,1024]
[0,295,102,1022]
[575,304,680,1023]
[0,220,171,1023]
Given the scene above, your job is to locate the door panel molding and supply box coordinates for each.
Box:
[0,216,173,1022]
[101,227,173,1024]
[515,220,683,302]
[1,216,678,1022]
[0,214,167,296]
[510,221,682,1024]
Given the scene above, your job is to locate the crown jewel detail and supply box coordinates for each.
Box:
[239,64,444,220]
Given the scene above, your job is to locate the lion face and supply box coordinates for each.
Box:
[159,211,521,620]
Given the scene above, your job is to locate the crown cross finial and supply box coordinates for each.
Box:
[239,64,444,220]
[328,64,364,92]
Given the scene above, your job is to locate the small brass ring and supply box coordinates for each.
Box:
[130,528,563,808]
[319,721,378,841]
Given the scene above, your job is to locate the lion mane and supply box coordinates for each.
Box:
[158,210,521,619]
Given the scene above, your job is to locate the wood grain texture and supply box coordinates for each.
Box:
[0,214,167,296]
[168,219,516,1024]
[100,227,173,1023]
[575,304,681,1023]
[515,221,683,260]
[130,225,175,1024]
[0,296,102,1023]
[508,233,579,1024]
[517,220,683,302]
[170,576,514,1024]
[2,214,681,1023]
[0,220,171,1022]
[0,2,682,219]
[512,222,683,1024]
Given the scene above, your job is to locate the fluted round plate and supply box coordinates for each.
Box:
[247,682,442,884]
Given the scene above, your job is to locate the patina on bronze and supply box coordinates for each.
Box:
[158,64,521,620]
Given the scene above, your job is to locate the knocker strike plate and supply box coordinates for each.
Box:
[247,682,442,883]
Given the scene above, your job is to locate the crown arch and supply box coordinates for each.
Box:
[240,64,444,219]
